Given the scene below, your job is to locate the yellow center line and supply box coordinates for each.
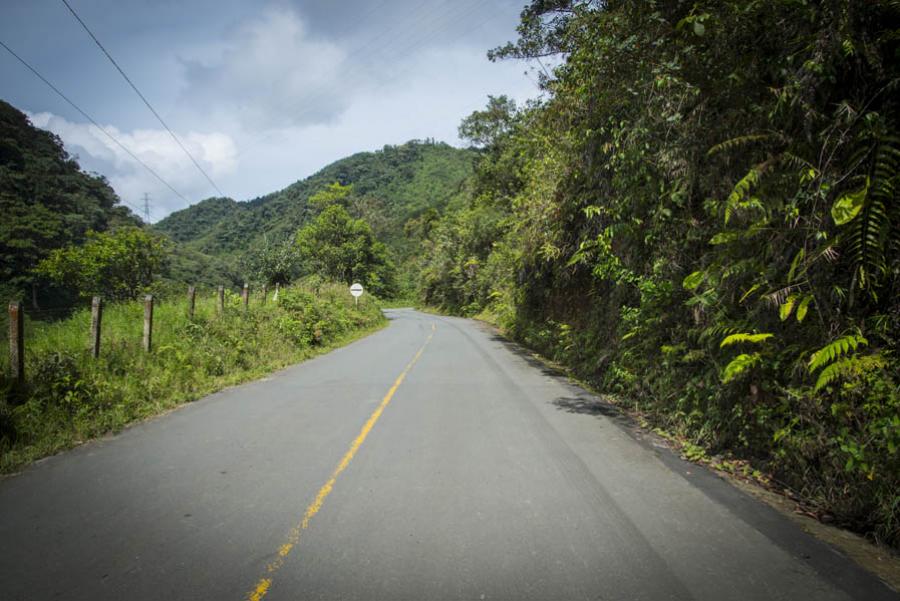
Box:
[246,321,437,601]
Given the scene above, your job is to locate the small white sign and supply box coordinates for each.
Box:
[349,283,364,298]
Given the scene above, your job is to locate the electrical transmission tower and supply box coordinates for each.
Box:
[142,193,151,223]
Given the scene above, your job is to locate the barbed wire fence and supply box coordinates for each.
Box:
[3,282,284,385]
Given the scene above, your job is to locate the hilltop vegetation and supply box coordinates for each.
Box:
[154,140,474,290]
[419,0,900,547]
[0,100,137,305]
[1,99,473,304]
[0,101,238,305]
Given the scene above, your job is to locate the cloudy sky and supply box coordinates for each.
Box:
[0,0,542,221]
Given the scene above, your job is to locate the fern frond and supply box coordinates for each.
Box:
[720,333,774,348]
[814,353,886,391]
[721,258,760,281]
[808,334,868,372]
[722,353,761,383]
[766,285,794,308]
[724,163,769,225]
[838,134,900,294]
[707,133,780,157]
[700,323,739,343]
[780,151,813,172]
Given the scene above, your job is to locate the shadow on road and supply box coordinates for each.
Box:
[487,334,566,379]
[551,396,636,430]
[480,327,637,430]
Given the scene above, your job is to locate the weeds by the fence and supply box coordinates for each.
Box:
[0,283,385,473]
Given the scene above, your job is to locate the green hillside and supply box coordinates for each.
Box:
[154,140,475,274]
[0,100,141,305]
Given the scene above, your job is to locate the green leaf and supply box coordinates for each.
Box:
[787,248,805,283]
[720,333,774,348]
[796,295,813,322]
[693,21,705,36]
[709,231,740,245]
[724,166,764,225]
[683,270,705,290]
[814,353,885,391]
[779,294,797,321]
[831,181,868,225]
[739,283,761,303]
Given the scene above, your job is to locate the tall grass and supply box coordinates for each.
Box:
[0,283,386,473]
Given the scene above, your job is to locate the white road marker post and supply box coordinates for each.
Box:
[350,282,364,308]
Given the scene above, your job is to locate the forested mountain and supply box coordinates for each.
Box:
[0,100,240,305]
[0,99,138,304]
[154,141,474,276]
[1,97,472,304]
[419,1,900,547]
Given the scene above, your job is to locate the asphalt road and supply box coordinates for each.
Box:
[0,309,895,600]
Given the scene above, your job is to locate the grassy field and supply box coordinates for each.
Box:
[0,284,386,473]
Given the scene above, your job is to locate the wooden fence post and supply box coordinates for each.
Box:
[8,301,24,384]
[143,295,154,352]
[90,296,102,359]
[242,283,250,311]
[261,284,268,305]
[274,282,280,301]
[187,286,196,320]
[217,285,225,315]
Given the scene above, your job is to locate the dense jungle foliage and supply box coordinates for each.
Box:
[418,0,900,547]
[1,96,448,305]
[238,183,399,297]
[0,100,135,305]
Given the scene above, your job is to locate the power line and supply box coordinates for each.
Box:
[60,0,226,199]
[120,198,145,215]
[0,39,193,211]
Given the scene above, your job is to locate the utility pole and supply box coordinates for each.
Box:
[142,193,151,223]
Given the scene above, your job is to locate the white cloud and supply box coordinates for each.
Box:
[27,111,237,221]
[222,41,542,200]
[15,2,541,220]
[179,6,348,129]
